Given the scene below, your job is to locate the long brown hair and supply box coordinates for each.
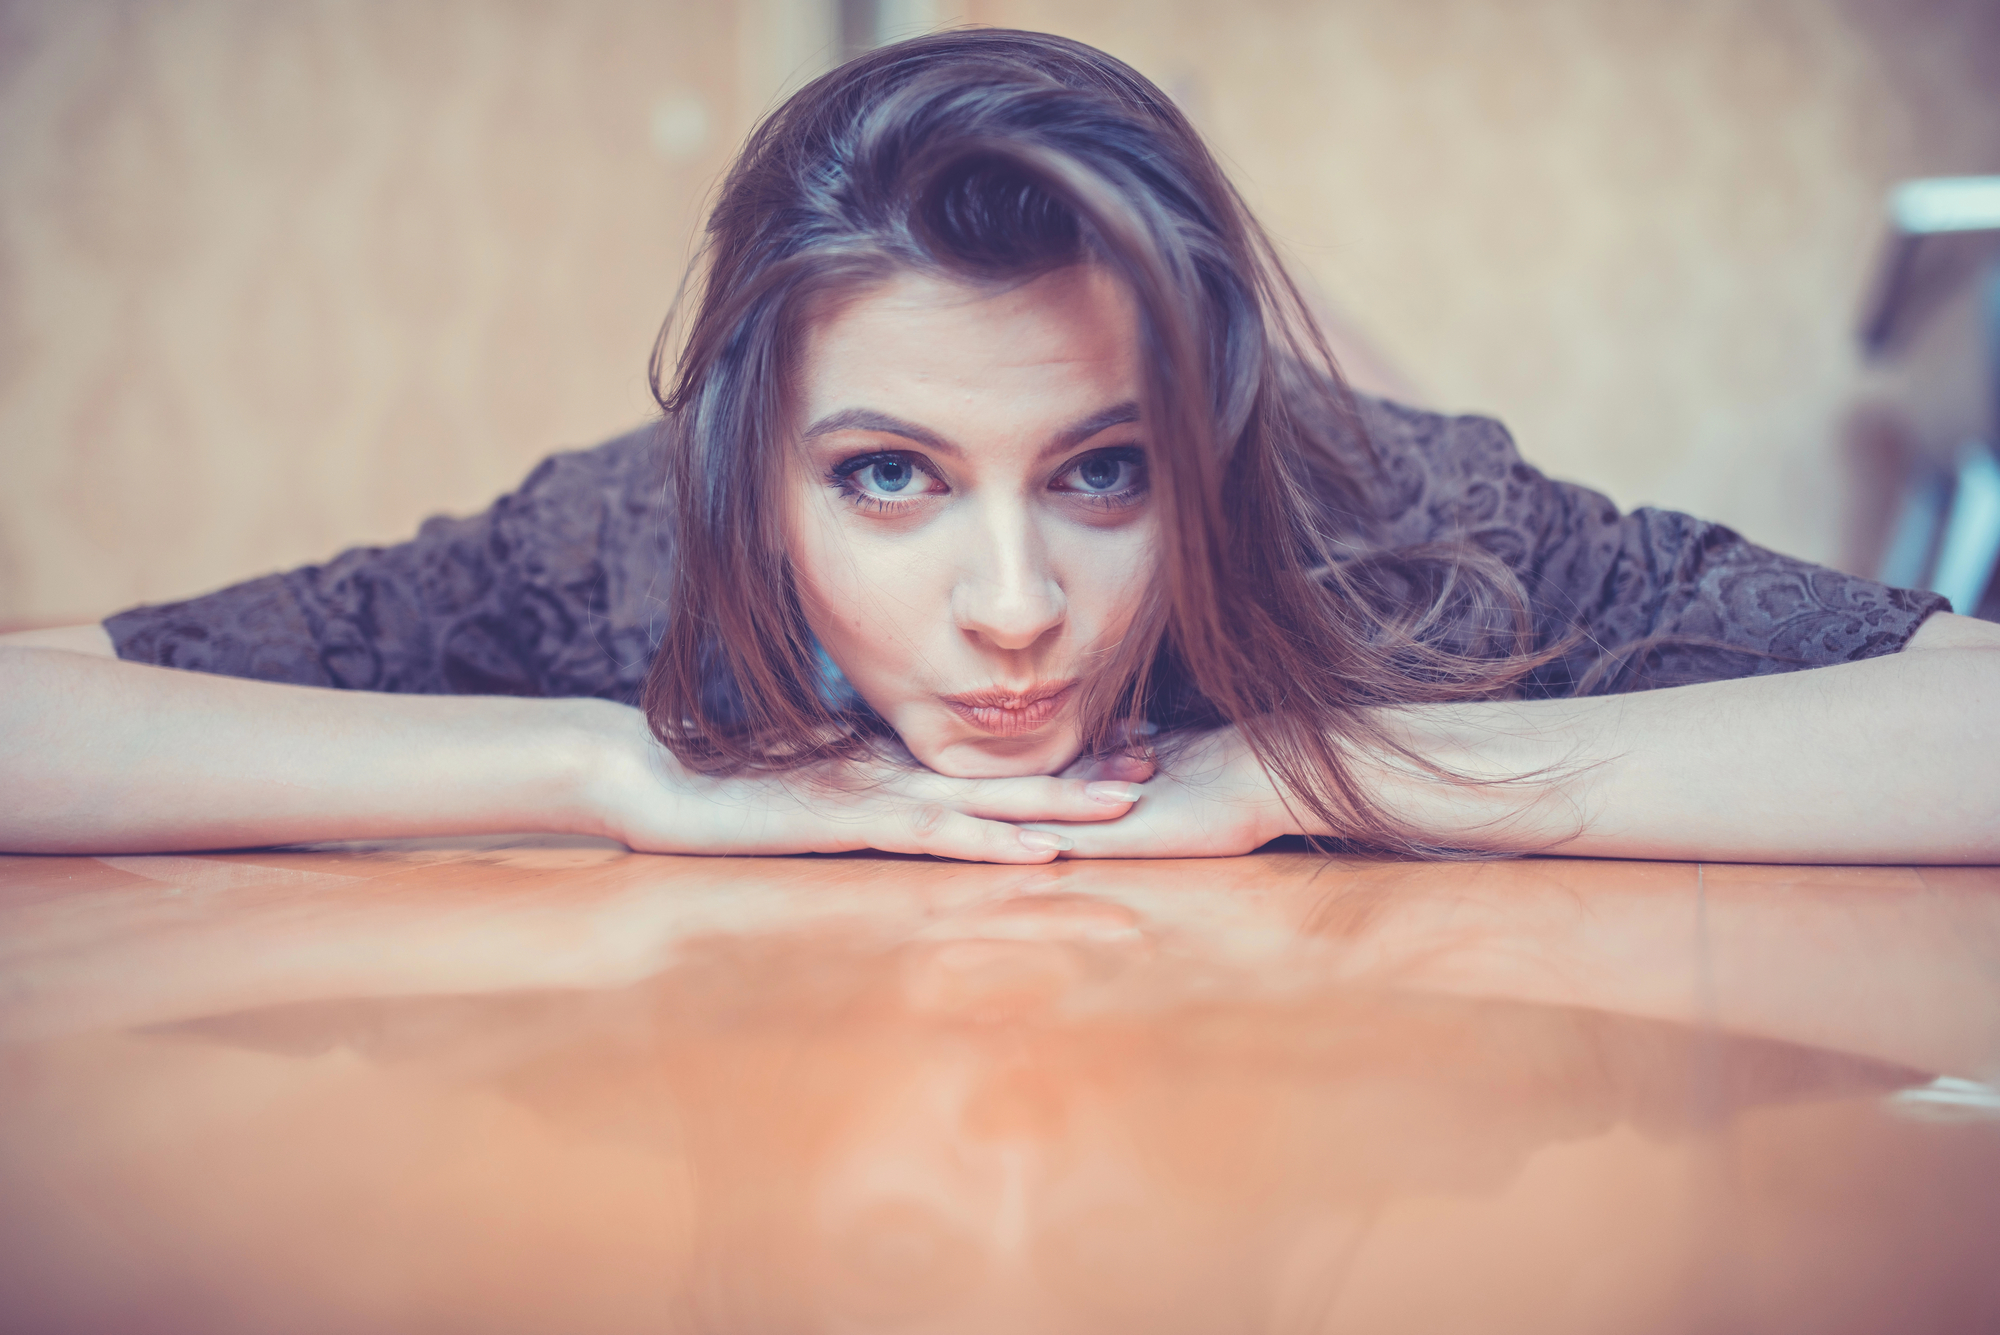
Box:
[643,29,1555,855]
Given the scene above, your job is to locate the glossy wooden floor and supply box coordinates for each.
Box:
[2,841,1997,1335]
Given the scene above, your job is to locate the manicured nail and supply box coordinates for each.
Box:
[1019,829,1073,852]
[1085,781,1143,805]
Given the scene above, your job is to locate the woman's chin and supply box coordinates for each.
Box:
[911,731,1083,780]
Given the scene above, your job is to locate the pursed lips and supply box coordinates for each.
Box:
[940,681,1077,737]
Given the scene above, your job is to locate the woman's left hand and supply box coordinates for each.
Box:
[1035,725,1304,858]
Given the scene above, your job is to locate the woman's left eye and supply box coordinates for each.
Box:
[1054,447,1148,502]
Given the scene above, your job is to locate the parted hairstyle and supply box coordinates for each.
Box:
[642,28,1558,855]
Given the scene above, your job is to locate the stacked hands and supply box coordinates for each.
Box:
[586,703,1293,863]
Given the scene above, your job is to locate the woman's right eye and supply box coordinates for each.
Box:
[860,459,916,493]
[830,452,945,506]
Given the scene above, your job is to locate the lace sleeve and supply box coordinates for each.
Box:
[1354,396,1949,695]
[106,424,671,702]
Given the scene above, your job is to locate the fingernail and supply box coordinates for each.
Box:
[1019,829,1073,852]
[1085,781,1143,805]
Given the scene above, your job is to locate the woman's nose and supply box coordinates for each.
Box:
[951,503,1067,652]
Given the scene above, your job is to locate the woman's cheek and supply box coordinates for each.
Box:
[819,536,955,700]
[1056,525,1154,640]
[790,495,902,631]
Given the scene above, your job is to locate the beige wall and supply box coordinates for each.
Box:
[0,0,748,625]
[3,0,1998,625]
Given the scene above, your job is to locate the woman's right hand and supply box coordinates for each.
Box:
[576,701,1143,863]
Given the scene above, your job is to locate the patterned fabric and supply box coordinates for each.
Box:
[1354,398,1949,696]
[108,423,673,703]
[106,401,1947,703]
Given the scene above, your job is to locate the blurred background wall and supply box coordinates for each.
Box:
[2,0,1997,626]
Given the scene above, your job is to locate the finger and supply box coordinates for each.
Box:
[1020,801,1261,860]
[879,803,1072,864]
[1018,817,1167,859]
[938,774,1148,824]
[1057,754,1099,780]
[1058,752,1159,784]
[1095,753,1158,784]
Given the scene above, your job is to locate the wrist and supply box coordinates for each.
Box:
[1366,702,1593,853]
[1219,724,1315,844]
[1255,760,1310,843]
[549,697,740,853]
[537,698,658,843]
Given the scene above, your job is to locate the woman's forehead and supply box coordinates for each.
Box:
[797,266,1142,433]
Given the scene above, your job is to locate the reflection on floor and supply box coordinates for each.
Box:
[2,841,1997,1334]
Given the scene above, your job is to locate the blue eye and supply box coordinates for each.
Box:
[1056,447,1147,502]
[1075,455,1124,491]
[830,451,942,508]
[866,459,913,493]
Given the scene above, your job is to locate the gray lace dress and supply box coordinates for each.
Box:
[104,398,1948,704]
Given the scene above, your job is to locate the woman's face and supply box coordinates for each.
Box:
[786,266,1157,779]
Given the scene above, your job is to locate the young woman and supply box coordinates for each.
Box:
[4,30,1997,863]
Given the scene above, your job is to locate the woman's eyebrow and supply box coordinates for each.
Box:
[1048,401,1141,453]
[802,409,952,452]
[801,401,1142,455]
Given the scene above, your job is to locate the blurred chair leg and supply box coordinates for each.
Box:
[1929,441,2000,615]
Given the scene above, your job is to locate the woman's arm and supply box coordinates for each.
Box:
[0,640,611,854]
[1053,613,2000,863]
[0,639,1131,860]
[1392,612,2000,862]
[1,623,115,655]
